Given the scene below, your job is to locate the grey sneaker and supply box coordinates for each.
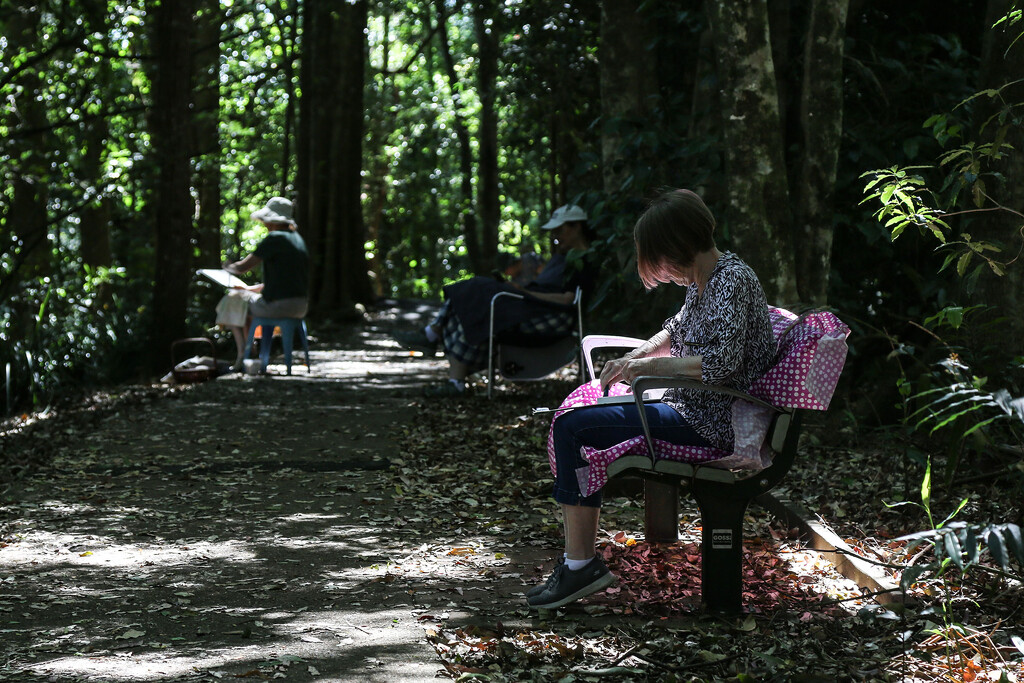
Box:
[392,329,438,354]
[525,556,565,598]
[423,381,465,398]
[527,555,616,609]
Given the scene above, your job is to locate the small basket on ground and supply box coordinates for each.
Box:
[171,337,217,384]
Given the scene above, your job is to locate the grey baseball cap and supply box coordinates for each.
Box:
[541,204,587,229]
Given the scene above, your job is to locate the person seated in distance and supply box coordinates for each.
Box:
[220,196,309,370]
[393,204,597,397]
[525,188,774,610]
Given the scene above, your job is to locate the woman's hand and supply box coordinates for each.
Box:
[600,356,661,392]
[598,356,629,392]
[600,355,690,393]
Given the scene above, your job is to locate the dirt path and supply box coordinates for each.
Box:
[0,303,478,682]
[3,303,932,682]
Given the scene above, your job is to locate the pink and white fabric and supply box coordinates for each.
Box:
[748,308,850,410]
[546,308,850,498]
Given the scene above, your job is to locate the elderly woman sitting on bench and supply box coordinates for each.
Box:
[526,188,776,610]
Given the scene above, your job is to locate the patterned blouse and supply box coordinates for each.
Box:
[661,251,774,450]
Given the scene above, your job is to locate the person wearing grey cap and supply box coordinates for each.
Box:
[220,197,310,370]
[393,203,596,396]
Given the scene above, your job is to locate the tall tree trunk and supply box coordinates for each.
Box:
[974,0,1024,353]
[298,0,335,307]
[149,0,196,370]
[436,1,480,271]
[5,6,53,292]
[705,1,798,305]
[297,0,371,316]
[794,0,849,305]
[473,1,500,275]
[278,0,298,193]
[79,70,113,297]
[599,0,657,198]
[335,0,372,308]
[79,0,115,307]
[192,0,221,270]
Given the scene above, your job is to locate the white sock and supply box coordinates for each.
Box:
[449,378,465,392]
[424,325,439,343]
[566,556,594,571]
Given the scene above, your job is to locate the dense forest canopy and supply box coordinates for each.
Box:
[1,0,1023,433]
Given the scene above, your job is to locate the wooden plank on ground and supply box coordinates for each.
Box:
[758,493,907,606]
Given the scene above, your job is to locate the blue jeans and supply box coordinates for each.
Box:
[551,402,710,507]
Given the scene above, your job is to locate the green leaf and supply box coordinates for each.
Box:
[863,176,885,192]
[964,526,980,565]
[956,251,972,276]
[987,529,1009,568]
[900,565,928,592]
[1000,524,1024,563]
[921,459,932,511]
[927,225,947,243]
[939,498,969,528]
[972,178,987,207]
[961,415,1000,437]
[944,532,964,569]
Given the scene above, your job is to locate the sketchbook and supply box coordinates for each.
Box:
[531,394,661,416]
[197,268,248,289]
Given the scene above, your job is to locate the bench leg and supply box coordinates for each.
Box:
[693,489,750,614]
[643,477,679,543]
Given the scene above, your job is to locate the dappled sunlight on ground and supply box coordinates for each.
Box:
[1,529,259,570]
[7,302,1019,681]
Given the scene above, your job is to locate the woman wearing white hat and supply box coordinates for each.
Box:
[220,197,310,370]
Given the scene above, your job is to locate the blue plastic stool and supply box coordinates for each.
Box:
[244,317,310,375]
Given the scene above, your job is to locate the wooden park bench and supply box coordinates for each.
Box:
[548,307,850,613]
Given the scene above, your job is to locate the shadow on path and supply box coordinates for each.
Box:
[0,300,492,682]
[0,300,879,682]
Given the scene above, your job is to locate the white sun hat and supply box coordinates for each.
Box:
[251,197,296,225]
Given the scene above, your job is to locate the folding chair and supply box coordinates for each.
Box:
[487,287,584,398]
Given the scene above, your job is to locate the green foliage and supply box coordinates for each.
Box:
[860,61,1024,289]
[364,0,604,298]
[898,521,1024,590]
[0,267,150,413]
[0,0,299,410]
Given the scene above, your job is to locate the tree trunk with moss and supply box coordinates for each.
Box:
[705,1,798,305]
[794,0,849,305]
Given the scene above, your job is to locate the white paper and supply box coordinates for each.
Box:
[197,268,248,288]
